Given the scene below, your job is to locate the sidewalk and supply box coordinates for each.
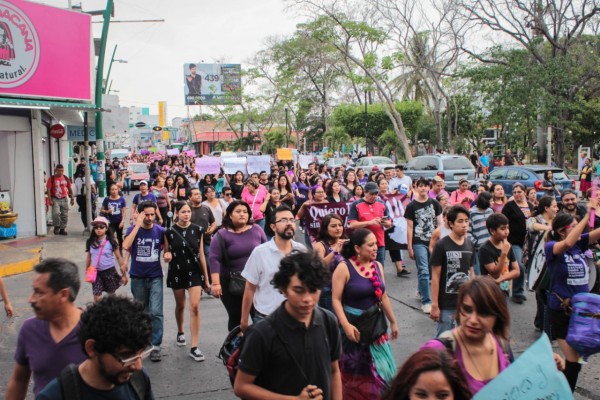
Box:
[0,207,88,277]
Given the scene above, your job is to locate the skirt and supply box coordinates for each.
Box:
[92,267,122,296]
[340,305,396,399]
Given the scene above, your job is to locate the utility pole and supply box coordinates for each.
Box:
[285,108,289,147]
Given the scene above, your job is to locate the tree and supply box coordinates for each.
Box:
[458,0,600,166]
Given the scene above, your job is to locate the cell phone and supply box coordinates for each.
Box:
[382,216,390,221]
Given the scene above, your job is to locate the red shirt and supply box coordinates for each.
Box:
[348,198,388,246]
[46,175,71,199]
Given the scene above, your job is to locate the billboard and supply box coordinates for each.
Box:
[183,63,241,105]
[0,0,92,101]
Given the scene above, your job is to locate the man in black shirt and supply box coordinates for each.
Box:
[186,64,202,96]
[430,205,475,337]
[234,252,342,400]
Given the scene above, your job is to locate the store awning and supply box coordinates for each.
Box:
[0,97,103,111]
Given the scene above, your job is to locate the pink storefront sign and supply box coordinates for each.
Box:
[0,0,92,101]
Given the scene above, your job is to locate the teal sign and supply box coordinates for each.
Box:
[67,126,96,142]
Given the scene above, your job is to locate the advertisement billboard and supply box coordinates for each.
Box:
[0,0,92,101]
[183,63,241,105]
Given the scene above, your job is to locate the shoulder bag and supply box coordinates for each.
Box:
[85,239,108,283]
[216,231,246,296]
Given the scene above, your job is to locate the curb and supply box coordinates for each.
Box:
[0,248,41,277]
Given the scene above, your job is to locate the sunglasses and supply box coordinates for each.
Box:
[93,225,107,230]
[224,193,232,196]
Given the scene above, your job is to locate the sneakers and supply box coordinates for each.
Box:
[189,347,205,362]
[150,349,161,362]
[176,332,186,347]
[415,290,421,301]
[59,229,68,235]
[396,269,411,277]
[53,228,60,234]
[421,304,432,314]
[511,295,525,304]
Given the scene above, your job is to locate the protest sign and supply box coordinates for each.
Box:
[223,157,247,174]
[195,157,221,175]
[277,148,293,161]
[299,155,313,169]
[186,150,196,157]
[474,334,572,400]
[302,194,409,244]
[247,156,271,174]
[166,148,180,156]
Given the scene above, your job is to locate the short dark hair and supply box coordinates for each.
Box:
[271,205,293,224]
[395,165,404,170]
[384,166,394,171]
[33,258,80,302]
[78,295,152,356]
[272,251,330,292]
[486,213,509,233]
[137,200,157,213]
[447,205,469,225]
[416,177,430,187]
[474,191,492,210]
[189,63,196,69]
[55,164,64,169]
[561,189,577,199]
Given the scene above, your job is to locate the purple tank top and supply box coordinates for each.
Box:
[342,258,386,310]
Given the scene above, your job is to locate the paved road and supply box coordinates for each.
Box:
[1,196,598,399]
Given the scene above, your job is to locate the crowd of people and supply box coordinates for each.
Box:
[5,150,599,399]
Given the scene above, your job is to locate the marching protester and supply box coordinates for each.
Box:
[101,183,127,252]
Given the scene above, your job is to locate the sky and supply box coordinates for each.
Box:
[40,0,303,120]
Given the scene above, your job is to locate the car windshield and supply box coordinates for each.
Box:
[130,164,147,173]
[371,157,393,164]
[442,158,473,170]
[330,158,346,165]
[535,170,568,180]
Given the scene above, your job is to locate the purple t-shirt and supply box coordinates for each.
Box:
[209,224,267,277]
[89,240,116,271]
[125,224,165,278]
[544,233,590,311]
[14,317,86,395]
[102,196,127,224]
[132,192,157,205]
[422,335,510,395]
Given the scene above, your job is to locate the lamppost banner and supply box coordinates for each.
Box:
[0,0,92,101]
[183,63,241,105]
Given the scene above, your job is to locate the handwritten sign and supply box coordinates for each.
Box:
[299,155,313,169]
[247,156,271,174]
[223,157,247,175]
[195,157,221,175]
[474,334,572,400]
[277,148,293,161]
[166,148,180,156]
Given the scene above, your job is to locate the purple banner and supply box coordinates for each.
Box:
[303,194,410,244]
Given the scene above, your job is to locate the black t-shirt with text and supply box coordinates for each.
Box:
[404,198,442,246]
[430,235,475,310]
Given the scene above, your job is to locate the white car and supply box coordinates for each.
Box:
[354,156,396,174]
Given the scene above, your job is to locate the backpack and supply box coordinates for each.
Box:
[436,330,514,363]
[566,292,600,363]
[59,363,147,399]
[217,325,244,386]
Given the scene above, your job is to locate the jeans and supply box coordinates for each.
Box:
[256,218,265,230]
[511,245,525,297]
[376,246,386,266]
[204,243,212,284]
[436,308,457,337]
[124,178,131,194]
[131,277,164,347]
[413,244,431,305]
[304,229,313,250]
[473,247,481,276]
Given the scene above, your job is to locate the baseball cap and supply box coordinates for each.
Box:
[139,180,148,186]
[372,165,380,172]
[91,216,109,227]
[365,182,379,194]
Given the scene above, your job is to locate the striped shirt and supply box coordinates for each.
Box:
[468,207,493,249]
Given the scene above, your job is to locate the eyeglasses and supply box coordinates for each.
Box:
[111,347,154,367]
[275,218,296,225]
[93,225,107,230]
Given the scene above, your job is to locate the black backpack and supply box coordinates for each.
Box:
[58,364,147,399]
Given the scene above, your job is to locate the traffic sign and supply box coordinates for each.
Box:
[50,124,66,139]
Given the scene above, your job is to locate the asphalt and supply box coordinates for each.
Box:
[0,199,598,399]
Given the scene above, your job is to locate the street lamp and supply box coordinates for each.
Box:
[104,45,127,94]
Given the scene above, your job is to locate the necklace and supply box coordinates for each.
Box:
[456,330,495,381]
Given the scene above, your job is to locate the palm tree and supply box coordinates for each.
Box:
[323,127,352,153]
[261,129,295,154]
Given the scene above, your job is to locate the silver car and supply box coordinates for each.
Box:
[404,154,475,191]
[354,156,396,174]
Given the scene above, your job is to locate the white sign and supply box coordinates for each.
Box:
[166,148,180,156]
[247,156,271,174]
[299,155,313,169]
[222,157,247,175]
[67,126,96,142]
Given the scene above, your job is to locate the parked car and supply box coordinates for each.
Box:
[404,155,475,191]
[484,166,574,200]
[354,156,396,175]
[325,157,348,169]
[128,163,150,189]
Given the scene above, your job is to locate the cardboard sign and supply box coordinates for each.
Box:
[474,334,572,400]
[186,150,196,157]
[166,148,180,156]
[277,148,293,161]
[299,155,313,169]
[195,157,221,175]
[222,157,247,174]
[247,156,271,174]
